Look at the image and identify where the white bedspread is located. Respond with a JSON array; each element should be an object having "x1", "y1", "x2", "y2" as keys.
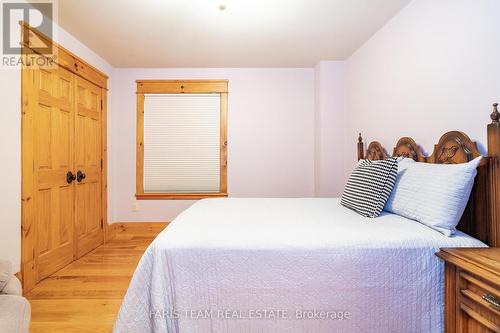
[{"x1": 113, "y1": 198, "x2": 486, "y2": 333}]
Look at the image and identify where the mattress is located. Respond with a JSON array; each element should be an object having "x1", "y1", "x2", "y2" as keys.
[{"x1": 113, "y1": 198, "x2": 486, "y2": 333}]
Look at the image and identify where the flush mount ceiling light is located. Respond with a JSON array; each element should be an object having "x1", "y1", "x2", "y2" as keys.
[{"x1": 218, "y1": 4, "x2": 226, "y2": 11}]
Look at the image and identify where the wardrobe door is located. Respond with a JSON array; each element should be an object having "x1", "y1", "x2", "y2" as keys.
[
  {"x1": 74, "y1": 76, "x2": 104, "y2": 258},
  {"x1": 32, "y1": 66, "x2": 75, "y2": 282}
]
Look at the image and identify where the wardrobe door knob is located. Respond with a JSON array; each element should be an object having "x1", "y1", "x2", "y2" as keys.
[
  {"x1": 77, "y1": 170, "x2": 86, "y2": 182},
  {"x1": 66, "y1": 171, "x2": 76, "y2": 184}
]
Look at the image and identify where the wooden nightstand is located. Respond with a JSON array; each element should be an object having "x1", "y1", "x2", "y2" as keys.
[{"x1": 436, "y1": 248, "x2": 500, "y2": 333}]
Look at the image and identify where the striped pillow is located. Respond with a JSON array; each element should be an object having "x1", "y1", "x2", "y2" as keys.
[{"x1": 341, "y1": 158, "x2": 398, "y2": 218}]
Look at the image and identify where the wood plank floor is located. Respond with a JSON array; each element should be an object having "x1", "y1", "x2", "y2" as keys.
[{"x1": 26, "y1": 226, "x2": 163, "y2": 333}]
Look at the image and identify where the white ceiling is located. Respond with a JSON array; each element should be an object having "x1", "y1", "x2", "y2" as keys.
[{"x1": 57, "y1": 0, "x2": 410, "y2": 68}]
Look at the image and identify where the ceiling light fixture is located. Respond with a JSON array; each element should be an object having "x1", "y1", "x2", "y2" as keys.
[{"x1": 218, "y1": 4, "x2": 226, "y2": 11}]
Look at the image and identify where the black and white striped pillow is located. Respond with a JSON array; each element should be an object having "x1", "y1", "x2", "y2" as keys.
[{"x1": 341, "y1": 157, "x2": 398, "y2": 218}]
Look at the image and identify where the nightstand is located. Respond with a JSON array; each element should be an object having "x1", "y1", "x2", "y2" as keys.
[{"x1": 436, "y1": 248, "x2": 500, "y2": 333}]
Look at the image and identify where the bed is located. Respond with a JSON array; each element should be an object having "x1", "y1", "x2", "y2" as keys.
[{"x1": 114, "y1": 109, "x2": 500, "y2": 333}]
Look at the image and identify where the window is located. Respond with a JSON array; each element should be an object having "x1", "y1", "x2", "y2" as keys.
[{"x1": 136, "y1": 80, "x2": 228, "y2": 199}]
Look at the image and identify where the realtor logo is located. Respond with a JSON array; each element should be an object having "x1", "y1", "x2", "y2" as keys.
[{"x1": 1, "y1": 0, "x2": 57, "y2": 68}]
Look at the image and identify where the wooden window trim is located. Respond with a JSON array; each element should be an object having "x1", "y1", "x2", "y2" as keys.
[{"x1": 136, "y1": 80, "x2": 228, "y2": 200}]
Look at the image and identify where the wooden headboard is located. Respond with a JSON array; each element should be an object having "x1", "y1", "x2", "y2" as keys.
[{"x1": 357, "y1": 104, "x2": 500, "y2": 247}]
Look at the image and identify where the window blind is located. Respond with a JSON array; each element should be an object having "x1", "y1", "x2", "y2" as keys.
[{"x1": 143, "y1": 94, "x2": 221, "y2": 193}]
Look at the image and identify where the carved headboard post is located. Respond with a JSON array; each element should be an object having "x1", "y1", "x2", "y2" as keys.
[
  {"x1": 357, "y1": 133, "x2": 364, "y2": 161},
  {"x1": 488, "y1": 103, "x2": 500, "y2": 246}
]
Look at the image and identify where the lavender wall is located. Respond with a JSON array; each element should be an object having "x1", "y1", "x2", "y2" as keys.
[
  {"x1": 314, "y1": 61, "x2": 346, "y2": 197},
  {"x1": 344, "y1": 0, "x2": 500, "y2": 179},
  {"x1": 109, "y1": 68, "x2": 316, "y2": 222}
]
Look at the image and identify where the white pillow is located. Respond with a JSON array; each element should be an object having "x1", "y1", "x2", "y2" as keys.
[
  {"x1": 396, "y1": 156, "x2": 416, "y2": 170},
  {"x1": 384, "y1": 156, "x2": 482, "y2": 236}
]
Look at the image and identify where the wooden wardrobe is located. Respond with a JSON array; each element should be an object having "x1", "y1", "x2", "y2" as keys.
[{"x1": 21, "y1": 24, "x2": 108, "y2": 292}]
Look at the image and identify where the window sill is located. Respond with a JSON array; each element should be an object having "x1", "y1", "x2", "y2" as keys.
[{"x1": 135, "y1": 192, "x2": 228, "y2": 200}]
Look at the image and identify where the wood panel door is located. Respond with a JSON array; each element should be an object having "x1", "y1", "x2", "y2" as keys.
[
  {"x1": 32, "y1": 66, "x2": 75, "y2": 282},
  {"x1": 22, "y1": 24, "x2": 108, "y2": 291},
  {"x1": 74, "y1": 76, "x2": 104, "y2": 258}
]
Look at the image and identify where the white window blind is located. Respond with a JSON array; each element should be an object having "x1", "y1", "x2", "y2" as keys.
[{"x1": 143, "y1": 94, "x2": 221, "y2": 193}]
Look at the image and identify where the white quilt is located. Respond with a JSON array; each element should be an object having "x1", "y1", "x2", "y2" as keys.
[{"x1": 113, "y1": 198, "x2": 486, "y2": 333}]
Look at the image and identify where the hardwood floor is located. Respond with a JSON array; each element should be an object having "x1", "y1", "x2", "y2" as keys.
[{"x1": 26, "y1": 224, "x2": 166, "y2": 333}]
